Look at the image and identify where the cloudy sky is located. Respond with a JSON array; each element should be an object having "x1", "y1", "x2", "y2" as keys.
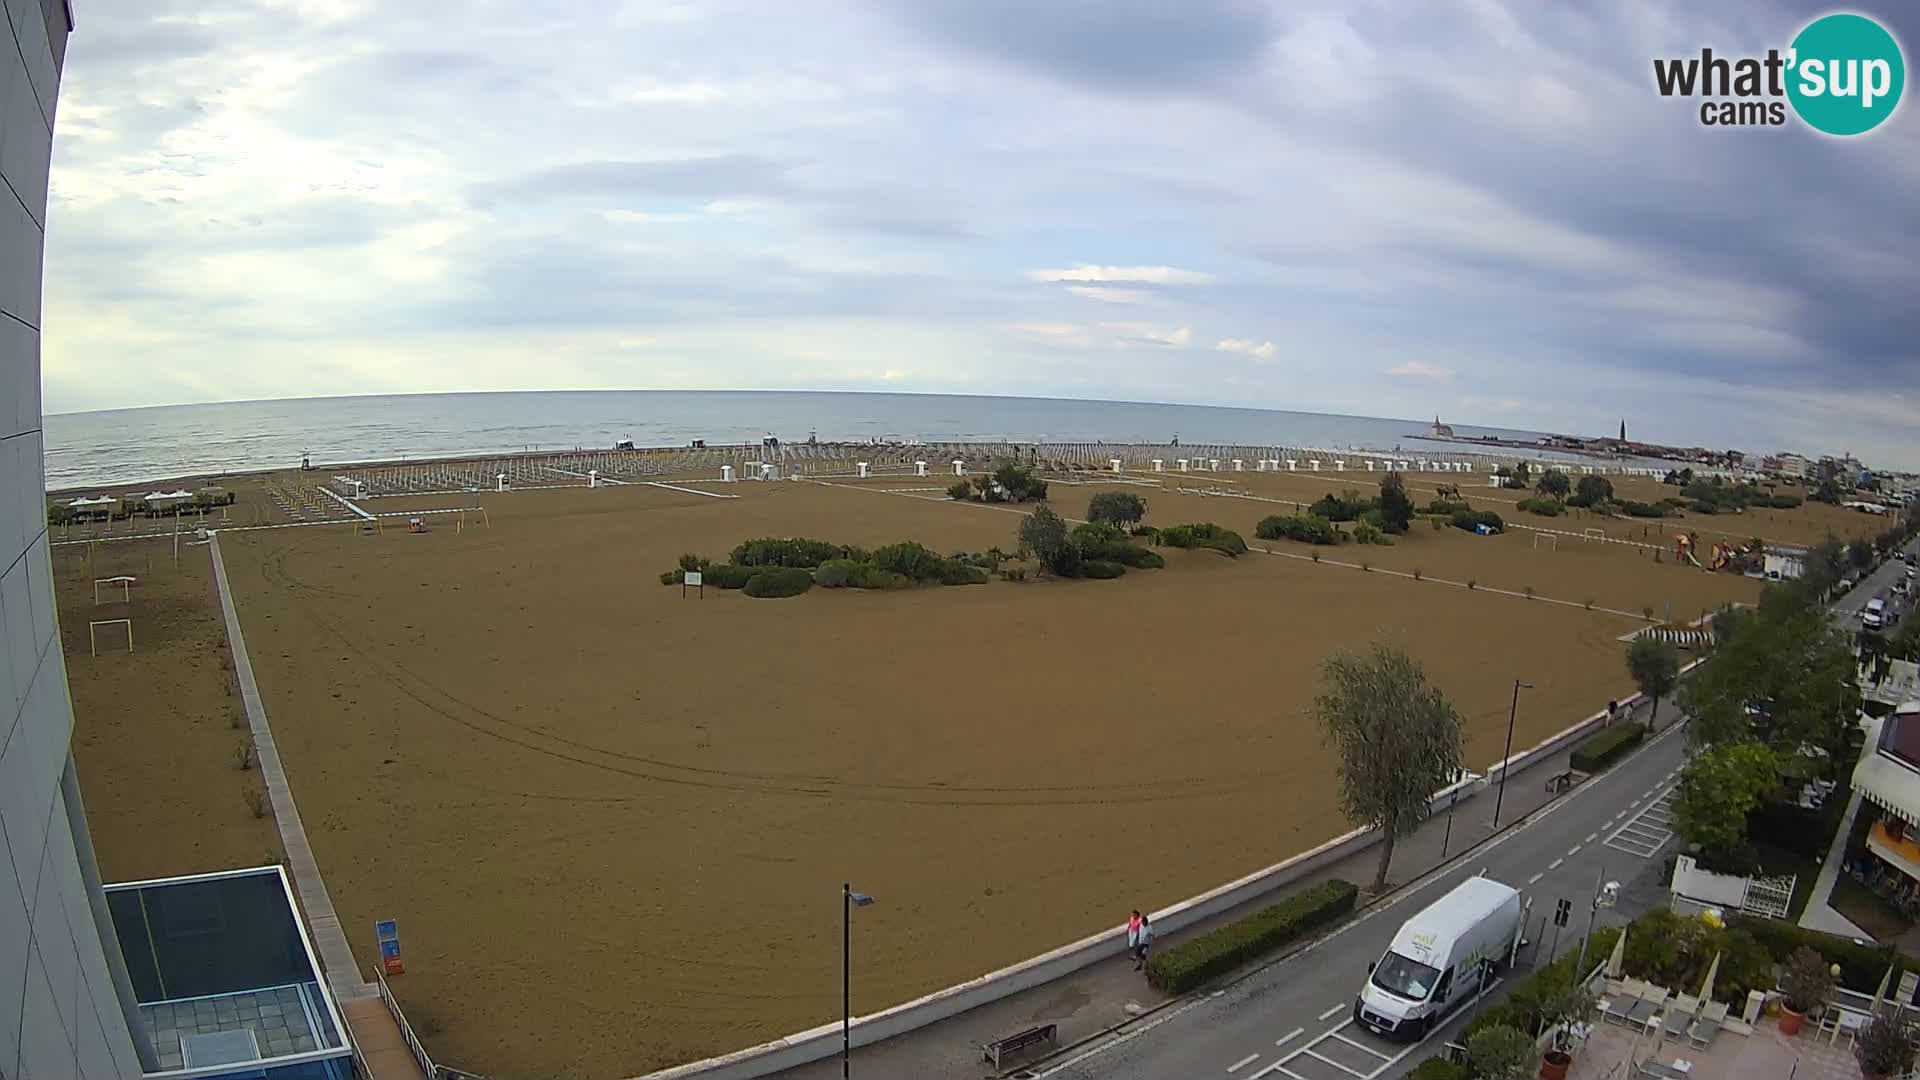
[{"x1": 43, "y1": 0, "x2": 1920, "y2": 466}]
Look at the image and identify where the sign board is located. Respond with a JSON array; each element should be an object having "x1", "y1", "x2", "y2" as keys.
[
  {"x1": 683, "y1": 570, "x2": 704, "y2": 598},
  {"x1": 376, "y1": 919, "x2": 404, "y2": 975},
  {"x1": 684, "y1": 571, "x2": 703, "y2": 587},
  {"x1": 1554, "y1": 899, "x2": 1571, "y2": 928}
]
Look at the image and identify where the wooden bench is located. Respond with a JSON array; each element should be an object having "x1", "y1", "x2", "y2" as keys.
[
  {"x1": 1545, "y1": 770, "x2": 1575, "y2": 794},
  {"x1": 983, "y1": 1023, "x2": 1058, "y2": 1069}
]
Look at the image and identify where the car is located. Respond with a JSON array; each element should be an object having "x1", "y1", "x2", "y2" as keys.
[{"x1": 1864, "y1": 596, "x2": 1887, "y2": 629}]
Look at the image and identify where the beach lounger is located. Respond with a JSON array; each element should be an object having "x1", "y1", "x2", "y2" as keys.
[
  {"x1": 1627, "y1": 988, "x2": 1670, "y2": 1032},
  {"x1": 1661, "y1": 994, "x2": 1700, "y2": 1040},
  {"x1": 1687, "y1": 1001, "x2": 1728, "y2": 1049}
]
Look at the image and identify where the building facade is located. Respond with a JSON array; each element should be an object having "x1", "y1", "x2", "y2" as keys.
[{"x1": 3, "y1": 3, "x2": 151, "y2": 1077}]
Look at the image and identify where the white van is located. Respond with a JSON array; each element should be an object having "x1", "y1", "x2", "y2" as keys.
[
  {"x1": 1864, "y1": 597, "x2": 1887, "y2": 629},
  {"x1": 1355, "y1": 876, "x2": 1525, "y2": 1041}
]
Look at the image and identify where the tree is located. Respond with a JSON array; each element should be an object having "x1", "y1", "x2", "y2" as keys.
[
  {"x1": 1681, "y1": 584, "x2": 1861, "y2": 768},
  {"x1": 1377, "y1": 472, "x2": 1414, "y2": 534},
  {"x1": 1314, "y1": 643, "x2": 1464, "y2": 892},
  {"x1": 1571, "y1": 475, "x2": 1614, "y2": 507},
  {"x1": 1849, "y1": 542, "x2": 1876, "y2": 572},
  {"x1": 1673, "y1": 741, "x2": 1778, "y2": 870},
  {"x1": 1087, "y1": 491, "x2": 1148, "y2": 531},
  {"x1": 1016, "y1": 504, "x2": 1075, "y2": 575},
  {"x1": 1626, "y1": 636, "x2": 1681, "y2": 727},
  {"x1": 1502, "y1": 462, "x2": 1533, "y2": 490},
  {"x1": 1536, "y1": 469, "x2": 1571, "y2": 500}
]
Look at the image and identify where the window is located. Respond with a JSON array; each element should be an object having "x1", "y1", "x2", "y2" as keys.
[{"x1": 1371, "y1": 952, "x2": 1442, "y2": 1001}]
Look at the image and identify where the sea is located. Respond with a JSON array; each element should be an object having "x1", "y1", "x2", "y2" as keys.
[{"x1": 40, "y1": 390, "x2": 1643, "y2": 491}]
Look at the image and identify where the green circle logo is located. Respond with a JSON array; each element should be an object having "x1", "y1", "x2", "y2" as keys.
[{"x1": 1786, "y1": 13, "x2": 1905, "y2": 136}]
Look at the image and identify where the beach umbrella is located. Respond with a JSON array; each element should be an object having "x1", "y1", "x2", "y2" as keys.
[
  {"x1": 1700, "y1": 951, "x2": 1722, "y2": 1003},
  {"x1": 1607, "y1": 924, "x2": 1628, "y2": 979},
  {"x1": 1873, "y1": 960, "x2": 1895, "y2": 1008}
]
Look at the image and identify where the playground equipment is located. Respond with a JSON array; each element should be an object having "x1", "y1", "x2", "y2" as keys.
[
  {"x1": 1708, "y1": 543, "x2": 1733, "y2": 572},
  {"x1": 1674, "y1": 533, "x2": 1705, "y2": 568}
]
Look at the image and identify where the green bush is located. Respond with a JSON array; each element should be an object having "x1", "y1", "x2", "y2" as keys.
[
  {"x1": 1570, "y1": 722, "x2": 1646, "y2": 773},
  {"x1": 1747, "y1": 796, "x2": 1846, "y2": 861},
  {"x1": 871, "y1": 541, "x2": 947, "y2": 581},
  {"x1": 1083, "y1": 559, "x2": 1126, "y2": 579},
  {"x1": 1728, "y1": 916, "x2": 1913, "y2": 993},
  {"x1": 743, "y1": 567, "x2": 814, "y2": 598},
  {"x1": 1359, "y1": 507, "x2": 1389, "y2": 532},
  {"x1": 1111, "y1": 545, "x2": 1165, "y2": 569},
  {"x1": 1146, "y1": 880, "x2": 1357, "y2": 993},
  {"x1": 1159, "y1": 523, "x2": 1249, "y2": 557},
  {"x1": 946, "y1": 480, "x2": 973, "y2": 501},
  {"x1": 1450, "y1": 509, "x2": 1506, "y2": 534},
  {"x1": 677, "y1": 552, "x2": 708, "y2": 572},
  {"x1": 1407, "y1": 1058, "x2": 1473, "y2": 1080},
  {"x1": 1518, "y1": 498, "x2": 1564, "y2": 517},
  {"x1": 1621, "y1": 500, "x2": 1672, "y2": 519},
  {"x1": 1768, "y1": 494, "x2": 1803, "y2": 509},
  {"x1": 813, "y1": 559, "x2": 859, "y2": 588},
  {"x1": 1689, "y1": 499, "x2": 1722, "y2": 515},
  {"x1": 1353, "y1": 521, "x2": 1382, "y2": 546},
  {"x1": 848, "y1": 565, "x2": 913, "y2": 590},
  {"x1": 1257, "y1": 513, "x2": 1341, "y2": 545},
  {"x1": 730, "y1": 537, "x2": 849, "y2": 568},
  {"x1": 1130, "y1": 525, "x2": 1161, "y2": 542},
  {"x1": 659, "y1": 569, "x2": 684, "y2": 585},
  {"x1": 703, "y1": 564, "x2": 758, "y2": 589},
  {"x1": 935, "y1": 560, "x2": 989, "y2": 586},
  {"x1": 1424, "y1": 499, "x2": 1469, "y2": 516}
]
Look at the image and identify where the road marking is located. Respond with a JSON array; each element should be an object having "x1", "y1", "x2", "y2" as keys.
[
  {"x1": 1319, "y1": 1003, "x2": 1346, "y2": 1020},
  {"x1": 1333, "y1": 1032, "x2": 1395, "y2": 1060},
  {"x1": 1276, "y1": 1027, "x2": 1305, "y2": 1047},
  {"x1": 1568, "y1": 845, "x2": 1582, "y2": 856},
  {"x1": 1548, "y1": 858, "x2": 1564, "y2": 870},
  {"x1": 1586, "y1": 833, "x2": 1598, "y2": 843},
  {"x1": 1629, "y1": 800, "x2": 1642, "y2": 808},
  {"x1": 1230, "y1": 1053, "x2": 1261, "y2": 1073},
  {"x1": 1605, "y1": 784, "x2": 1679, "y2": 858},
  {"x1": 1528, "y1": 872, "x2": 1543, "y2": 885},
  {"x1": 1305, "y1": 1048, "x2": 1371, "y2": 1077}
]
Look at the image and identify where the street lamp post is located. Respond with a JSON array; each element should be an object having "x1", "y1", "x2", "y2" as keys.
[
  {"x1": 843, "y1": 883, "x2": 876, "y2": 1078},
  {"x1": 1574, "y1": 868, "x2": 1620, "y2": 976},
  {"x1": 1492, "y1": 680, "x2": 1534, "y2": 831}
]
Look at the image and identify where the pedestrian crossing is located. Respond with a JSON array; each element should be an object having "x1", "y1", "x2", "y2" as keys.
[{"x1": 1603, "y1": 783, "x2": 1678, "y2": 858}]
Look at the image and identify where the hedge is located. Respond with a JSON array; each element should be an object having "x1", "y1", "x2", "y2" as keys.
[
  {"x1": 743, "y1": 567, "x2": 814, "y2": 598},
  {"x1": 730, "y1": 537, "x2": 851, "y2": 568},
  {"x1": 871, "y1": 541, "x2": 948, "y2": 581},
  {"x1": 1145, "y1": 879, "x2": 1358, "y2": 993},
  {"x1": 1570, "y1": 722, "x2": 1646, "y2": 773},
  {"x1": 936, "y1": 560, "x2": 990, "y2": 585},
  {"x1": 1407, "y1": 1058, "x2": 1473, "y2": 1080},
  {"x1": 1729, "y1": 917, "x2": 1914, "y2": 994},
  {"x1": 1158, "y1": 523, "x2": 1249, "y2": 557},
  {"x1": 1083, "y1": 560, "x2": 1126, "y2": 579},
  {"x1": 1450, "y1": 509, "x2": 1506, "y2": 534},
  {"x1": 702, "y1": 564, "x2": 759, "y2": 589},
  {"x1": 848, "y1": 565, "x2": 913, "y2": 590},
  {"x1": 659, "y1": 569, "x2": 684, "y2": 585},
  {"x1": 1518, "y1": 498, "x2": 1564, "y2": 517},
  {"x1": 1257, "y1": 513, "x2": 1342, "y2": 545},
  {"x1": 1462, "y1": 925, "x2": 1623, "y2": 1041},
  {"x1": 1113, "y1": 546, "x2": 1166, "y2": 569},
  {"x1": 1621, "y1": 500, "x2": 1672, "y2": 518}
]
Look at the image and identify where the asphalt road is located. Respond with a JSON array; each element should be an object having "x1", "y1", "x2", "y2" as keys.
[{"x1": 1037, "y1": 540, "x2": 1917, "y2": 1080}]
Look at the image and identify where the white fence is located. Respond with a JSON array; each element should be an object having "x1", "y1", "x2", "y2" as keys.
[{"x1": 1669, "y1": 855, "x2": 1796, "y2": 920}]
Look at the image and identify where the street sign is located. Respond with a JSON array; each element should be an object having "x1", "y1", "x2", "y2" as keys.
[
  {"x1": 1554, "y1": 899, "x2": 1571, "y2": 928},
  {"x1": 375, "y1": 919, "x2": 404, "y2": 976}
]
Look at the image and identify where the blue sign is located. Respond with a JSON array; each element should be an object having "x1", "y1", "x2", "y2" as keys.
[
  {"x1": 379, "y1": 939, "x2": 402, "y2": 961},
  {"x1": 375, "y1": 919, "x2": 399, "y2": 942}
]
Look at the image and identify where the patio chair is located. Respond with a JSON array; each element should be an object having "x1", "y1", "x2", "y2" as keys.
[
  {"x1": 1661, "y1": 994, "x2": 1701, "y2": 1040},
  {"x1": 1603, "y1": 995, "x2": 1639, "y2": 1026},
  {"x1": 1627, "y1": 988, "x2": 1671, "y2": 1032},
  {"x1": 1688, "y1": 1001, "x2": 1729, "y2": 1049}
]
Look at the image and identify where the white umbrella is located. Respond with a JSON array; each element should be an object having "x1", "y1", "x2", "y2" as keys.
[
  {"x1": 1607, "y1": 925, "x2": 1628, "y2": 979},
  {"x1": 1700, "y1": 950, "x2": 1722, "y2": 1003},
  {"x1": 1873, "y1": 961, "x2": 1895, "y2": 1009}
]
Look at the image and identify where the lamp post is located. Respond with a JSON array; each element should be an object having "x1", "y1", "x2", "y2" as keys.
[
  {"x1": 1492, "y1": 680, "x2": 1534, "y2": 830},
  {"x1": 843, "y1": 883, "x2": 876, "y2": 1078}
]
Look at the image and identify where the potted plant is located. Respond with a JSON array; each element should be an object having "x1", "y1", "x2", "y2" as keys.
[
  {"x1": 1536, "y1": 982, "x2": 1598, "y2": 1080},
  {"x1": 1856, "y1": 1010, "x2": 1920, "y2": 1080},
  {"x1": 1467, "y1": 1024, "x2": 1538, "y2": 1080},
  {"x1": 1778, "y1": 946, "x2": 1833, "y2": 1036}
]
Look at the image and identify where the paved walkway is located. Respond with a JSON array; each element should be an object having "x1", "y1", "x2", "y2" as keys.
[{"x1": 771, "y1": 696, "x2": 1676, "y2": 1080}]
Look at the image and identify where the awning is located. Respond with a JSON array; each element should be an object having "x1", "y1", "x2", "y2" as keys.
[{"x1": 1855, "y1": 712, "x2": 1920, "y2": 827}]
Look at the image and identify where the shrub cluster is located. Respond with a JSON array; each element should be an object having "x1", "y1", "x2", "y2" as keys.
[
  {"x1": 669, "y1": 537, "x2": 988, "y2": 593},
  {"x1": 1517, "y1": 497, "x2": 1564, "y2": 517},
  {"x1": 1145, "y1": 880, "x2": 1358, "y2": 994},
  {"x1": 1729, "y1": 916, "x2": 1915, "y2": 993},
  {"x1": 953, "y1": 463, "x2": 1050, "y2": 504},
  {"x1": 1157, "y1": 523, "x2": 1249, "y2": 557},
  {"x1": 1620, "y1": 500, "x2": 1673, "y2": 519},
  {"x1": 1569, "y1": 721, "x2": 1646, "y2": 773},
  {"x1": 1257, "y1": 513, "x2": 1344, "y2": 545},
  {"x1": 730, "y1": 537, "x2": 858, "y2": 568},
  {"x1": 1423, "y1": 498, "x2": 1469, "y2": 516},
  {"x1": 1309, "y1": 490, "x2": 1378, "y2": 522},
  {"x1": 1449, "y1": 509, "x2": 1506, "y2": 534},
  {"x1": 1459, "y1": 924, "x2": 1624, "y2": 1040}
]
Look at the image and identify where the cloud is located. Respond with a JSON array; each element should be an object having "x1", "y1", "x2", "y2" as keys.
[
  {"x1": 1388, "y1": 360, "x2": 1454, "y2": 381},
  {"x1": 37, "y1": 0, "x2": 1920, "y2": 470},
  {"x1": 1217, "y1": 338, "x2": 1276, "y2": 360},
  {"x1": 1026, "y1": 265, "x2": 1216, "y2": 285},
  {"x1": 1066, "y1": 286, "x2": 1147, "y2": 304}
]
